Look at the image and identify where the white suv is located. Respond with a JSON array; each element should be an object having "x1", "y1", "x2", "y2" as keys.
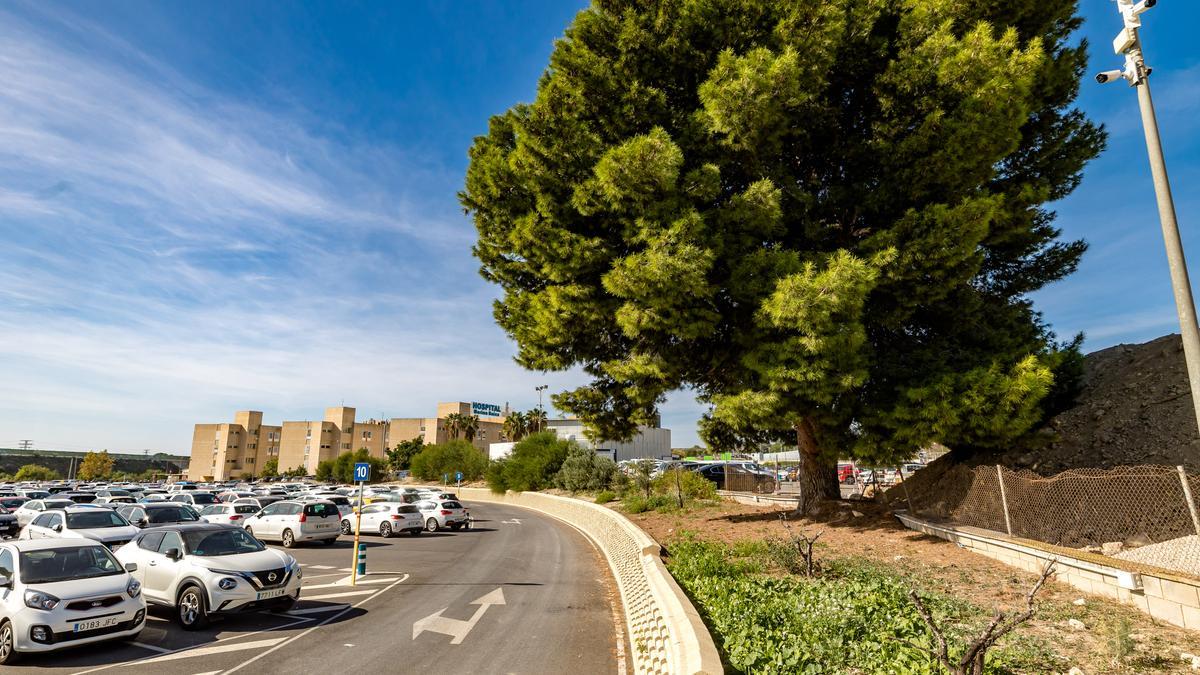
[
  {"x1": 413, "y1": 500, "x2": 470, "y2": 532},
  {"x1": 114, "y1": 524, "x2": 301, "y2": 629},
  {"x1": 342, "y1": 503, "x2": 424, "y2": 537},
  {"x1": 21, "y1": 507, "x2": 140, "y2": 550},
  {"x1": 0, "y1": 539, "x2": 146, "y2": 664},
  {"x1": 241, "y1": 501, "x2": 340, "y2": 548}
]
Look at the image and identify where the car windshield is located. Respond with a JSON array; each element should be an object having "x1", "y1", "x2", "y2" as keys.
[
  {"x1": 198, "y1": 505, "x2": 226, "y2": 516},
  {"x1": 20, "y1": 545, "x2": 123, "y2": 583},
  {"x1": 148, "y1": 506, "x2": 199, "y2": 523},
  {"x1": 65, "y1": 511, "x2": 129, "y2": 529},
  {"x1": 183, "y1": 528, "x2": 265, "y2": 556},
  {"x1": 303, "y1": 503, "x2": 338, "y2": 518}
]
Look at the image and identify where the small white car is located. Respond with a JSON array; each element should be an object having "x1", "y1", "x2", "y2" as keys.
[
  {"x1": 21, "y1": 507, "x2": 140, "y2": 550},
  {"x1": 241, "y1": 501, "x2": 340, "y2": 548},
  {"x1": 0, "y1": 539, "x2": 146, "y2": 664},
  {"x1": 168, "y1": 492, "x2": 221, "y2": 508},
  {"x1": 114, "y1": 524, "x2": 301, "y2": 629},
  {"x1": 413, "y1": 500, "x2": 470, "y2": 532},
  {"x1": 342, "y1": 503, "x2": 423, "y2": 537},
  {"x1": 197, "y1": 503, "x2": 259, "y2": 526},
  {"x1": 13, "y1": 499, "x2": 76, "y2": 529}
]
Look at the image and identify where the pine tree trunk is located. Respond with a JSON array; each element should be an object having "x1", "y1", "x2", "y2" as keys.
[{"x1": 794, "y1": 418, "x2": 840, "y2": 515}]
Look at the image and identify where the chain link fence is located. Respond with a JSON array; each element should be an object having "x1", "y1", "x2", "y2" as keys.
[{"x1": 907, "y1": 464, "x2": 1200, "y2": 548}]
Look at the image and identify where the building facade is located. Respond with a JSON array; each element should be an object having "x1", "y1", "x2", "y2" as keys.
[
  {"x1": 388, "y1": 401, "x2": 506, "y2": 453},
  {"x1": 187, "y1": 411, "x2": 280, "y2": 481}
]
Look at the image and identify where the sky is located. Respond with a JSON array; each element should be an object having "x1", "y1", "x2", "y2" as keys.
[{"x1": 0, "y1": 1, "x2": 1197, "y2": 455}]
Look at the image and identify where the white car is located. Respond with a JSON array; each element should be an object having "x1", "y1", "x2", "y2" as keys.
[
  {"x1": 342, "y1": 503, "x2": 423, "y2": 537},
  {"x1": 13, "y1": 499, "x2": 76, "y2": 529},
  {"x1": 0, "y1": 539, "x2": 146, "y2": 664},
  {"x1": 197, "y1": 503, "x2": 259, "y2": 526},
  {"x1": 21, "y1": 507, "x2": 140, "y2": 550},
  {"x1": 299, "y1": 494, "x2": 353, "y2": 520},
  {"x1": 114, "y1": 524, "x2": 301, "y2": 629},
  {"x1": 413, "y1": 500, "x2": 470, "y2": 532},
  {"x1": 168, "y1": 492, "x2": 221, "y2": 508},
  {"x1": 241, "y1": 501, "x2": 340, "y2": 548}
]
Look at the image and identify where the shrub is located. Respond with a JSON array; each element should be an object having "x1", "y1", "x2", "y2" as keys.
[
  {"x1": 555, "y1": 445, "x2": 619, "y2": 492},
  {"x1": 652, "y1": 468, "x2": 718, "y2": 502},
  {"x1": 594, "y1": 490, "x2": 617, "y2": 504},
  {"x1": 487, "y1": 432, "x2": 572, "y2": 493},
  {"x1": 410, "y1": 440, "x2": 489, "y2": 482},
  {"x1": 623, "y1": 493, "x2": 674, "y2": 514},
  {"x1": 14, "y1": 464, "x2": 58, "y2": 481}
]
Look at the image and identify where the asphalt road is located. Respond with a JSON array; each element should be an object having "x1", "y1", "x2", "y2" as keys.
[{"x1": 6, "y1": 502, "x2": 626, "y2": 675}]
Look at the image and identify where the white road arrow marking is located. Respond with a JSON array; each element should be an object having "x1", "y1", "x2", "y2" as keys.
[
  {"x1": 501, "y1": 518, "x2": 522, "y2": 525},
  {"x1": 412, "y1": 588, "x2": 506, "y2": 644}
]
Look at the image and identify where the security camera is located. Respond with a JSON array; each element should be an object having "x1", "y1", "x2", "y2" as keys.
[
  {"x1": 1096, "y1": 70, "x2": 1125, "y2": 84},
  {"x1": 1132, "y1": 0, "x2": 1156, "y2": 14}
]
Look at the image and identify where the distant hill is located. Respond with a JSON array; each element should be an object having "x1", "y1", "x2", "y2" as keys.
[{"x1": 0, "y1": 448, "x2": 187, "y2": 477}]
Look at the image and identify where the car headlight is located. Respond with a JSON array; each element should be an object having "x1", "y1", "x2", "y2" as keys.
[
  {"x1": 218, "y1": 577, "x2": 238, "y2": 590},
  {"x1": 24, "y1": 589, "x2": 60, "y2": 610},
  {"x1": 126, "y1": 577, "x2": 142, "y2": 598}
]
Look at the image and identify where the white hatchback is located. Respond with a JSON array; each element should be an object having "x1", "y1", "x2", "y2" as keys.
[
  {"x1": 0, "y1": 539, "x2": 146, "y2": 664},
  {"x1": 413, "y1": 500, "x2": 470, "y2": 532},
  {"x1": 197, "y1": 503, "x2": 260, "y2": 526},
  {"x1": 21, "y1": 507, "x2": 140, "y2": 551},
  {"x1": 342, "y1": 503, "x2": 424, "y2": 537},
  {"x1": 241, "y1": 501, "x2": 340, "y2": 548}
]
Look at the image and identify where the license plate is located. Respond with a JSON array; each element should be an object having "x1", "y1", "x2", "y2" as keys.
[
  {"x1": 74, "y1": 616, "x2": 119, "y2": 632},
  {"x1": 312, "y1": 523, "x2": 330, "y2": 529},
  {"x1": 257, "y1": 588, "x2": 286, "y2": 600}
]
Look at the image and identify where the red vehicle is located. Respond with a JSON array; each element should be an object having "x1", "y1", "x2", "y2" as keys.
[{"x1": 837, "y1": 464, "x2": 856, "y2": 484}]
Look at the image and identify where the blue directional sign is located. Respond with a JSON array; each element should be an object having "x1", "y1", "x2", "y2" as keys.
[
  {"x1": 455, "y1": 471, "x2": 463, "y2": 483},
  {"x1": 354, "y1": 462, "x2": 371, "y2": 482}
]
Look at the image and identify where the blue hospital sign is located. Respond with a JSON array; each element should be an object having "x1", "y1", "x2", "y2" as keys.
[{"x1": 471, "y1": 402, "x2": 502, "y2": 417}]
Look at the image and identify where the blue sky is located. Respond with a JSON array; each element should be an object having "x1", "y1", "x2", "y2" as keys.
[{"x1": 0, "y1": 1, "x2": 1197, "y2": 454}]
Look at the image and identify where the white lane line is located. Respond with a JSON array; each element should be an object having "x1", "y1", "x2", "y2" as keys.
[
  {"x1": 278, "y1": 603, "x2": 350, "y2": 616},
  {"x1": 357, "y1": 576, "x2": 403, "y2": 584},
  {"x1": 301, "y1": 589, "x2": 376, "y2": 600},
  {"x1": 193, "y1": 671, "x2": 222, "y2": 675},
  {"x1": 137, "y1": 637, "x2": 288, "y2": 664},
  {"x1": 304, "y1": 575, "x2": 402, "y2": 590},
  {"x1": 221, "y1": 574, "x2": 410, "y2": 675},
  {"x1": 308, "y1": 564, "x2": 335, "y2": 569},
  {"x1": 129, "y1": 641, "x2": 171, "y2": 654}
]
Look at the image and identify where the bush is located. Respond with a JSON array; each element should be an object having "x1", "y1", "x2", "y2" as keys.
[
  {"x1": 594, "y1": 490, "x2": 616, "y2": 504},
  {"x1": 555, "y1": 445, "x2": 619, "y2": 492},
  {"x1": 14, "y1": 464, "x2": 58, "y2": 481},
  {"x1": 652, "y1": 468, "x2": 718, "y2": 502},
  {"x1": 410, "y1": 440, "x2": 489, "y2": 482},
  {"x1": 487, "y1": 432, "x2": 572, "y2": 493},
  {"x1": 623, "y1": 493, "x2": 674, "y2": 514}
]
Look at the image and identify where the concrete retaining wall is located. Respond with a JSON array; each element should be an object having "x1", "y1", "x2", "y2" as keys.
[
  {"x1": 896, "y1": 511, "x2": 1200, "y2": 631},
  {"x1": 458, "y1": 487, "x2": 722, "y2": 675}
]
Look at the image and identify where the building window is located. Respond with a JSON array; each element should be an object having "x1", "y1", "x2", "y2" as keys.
[
  {"x1": 306, "y1": 430, "x2": 311, "y2": 439},
  {"x1": 362, "y1": 430, "x2": 372, "y2": 440},
  {"x1": 304, "y1": 445, "x2": 310, "y2": 453},
  {"x1": 342, "y1": 443, "x2": 350, "y2": 450}
]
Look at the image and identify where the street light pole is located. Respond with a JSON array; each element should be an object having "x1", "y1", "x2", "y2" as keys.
[{"x1": 1099, "y1": 0, "x2": 1200, "y2": 434}]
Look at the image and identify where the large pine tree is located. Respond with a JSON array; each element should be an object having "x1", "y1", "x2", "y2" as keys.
[{"x1": 462, "y1": 0, "x2": 1104, "y2": 510}]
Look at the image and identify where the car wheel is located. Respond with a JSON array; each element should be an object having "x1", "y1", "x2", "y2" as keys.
[
  {"x1": 340, "y1": 520, "x2": 352, "y2": 535},
  {"x1": 0, "y1": 619, "x2": 18, "y2": 665},
  {"x1": 425, "y1": 518, "x2": 439, "y2": 532},
  {"x1": 177, "y1": 585, "x2": 210, "y2": 630},
  {"x1": 379, "y1": 522, "x2": 393, "y2": 538},
  {"x1": 449, "y1": 523, "x2": 462, "y2": 531},
  {"x1": 281, "y1": 529, "x2": 296, "y2": 548}
]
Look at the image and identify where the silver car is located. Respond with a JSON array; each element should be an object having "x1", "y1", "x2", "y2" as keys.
[
  {"x1": 342, "y1": 503, "x2": 423, "y2": 537},
  {"x1": 413, "y1": 500, "x2": 469, "y2": 532}
]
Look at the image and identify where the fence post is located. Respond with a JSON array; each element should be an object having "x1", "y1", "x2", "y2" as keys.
[
  {"x1": 1177, "y1": 465, "x2": 1200, "y2": 536},
  {"x1": 897, "y1": 465, "x2": 916, "y2": 514},
  {"x1": 996, "y1": 465, "x2": 1013, "y2": 536}
]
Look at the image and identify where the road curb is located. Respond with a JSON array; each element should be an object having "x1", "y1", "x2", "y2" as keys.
[{"x1": 459, "y1": 487, "x2": 723, "y2": 675}]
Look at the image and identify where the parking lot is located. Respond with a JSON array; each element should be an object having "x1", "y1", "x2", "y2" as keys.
[{"x1": 4, "y1": 501, "x2": 625, "y2": 675}]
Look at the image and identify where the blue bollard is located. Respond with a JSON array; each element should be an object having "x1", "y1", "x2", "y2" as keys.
[{"x1": 356, "y1": 542, "x2": 367, "y2": 576}]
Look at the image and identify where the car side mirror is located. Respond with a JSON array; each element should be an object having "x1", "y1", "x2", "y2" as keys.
[
  {"x1": 0, "y1": 575, "x2": 11, "y2": 589},
  {"x1": 52, "y1": 524, "x2": 62, "y2": 532},
  {"x1": 164, "y1": 548, "x2": 181, "y2": 561},
  {"x1": 124, "y1": 562, "x2": 138, "y2": 572},
  {"x1": 136, "y1": 518, "x2": 148, "y2": 527}
]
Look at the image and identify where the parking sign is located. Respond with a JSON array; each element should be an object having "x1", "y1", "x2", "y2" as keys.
[
  {"x1": 354, "y1": 462, "x2": 371, "y2": 482},
  {"x1": 455, "y1": 471, "x2": 463, "y2": 482}
]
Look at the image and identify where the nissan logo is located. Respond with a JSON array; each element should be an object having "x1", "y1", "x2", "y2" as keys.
[
  {"x1": 91, "y1": 601, "x2": 102, "y2": 607},
  {"x1": 267, "y1": 572, "x2": 278, "y2": 582}
]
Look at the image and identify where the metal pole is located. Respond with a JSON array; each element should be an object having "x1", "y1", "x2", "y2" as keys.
[
  {"x1": 350, "y1": 480, "x2": 364, "y2": 586},
  {"x1": 897, "y1": 465, "x2": 915, "y2": 514},
  {"x1": 1178, "y1": 465, "x2": 1200, "y2": 536},
  {"x1": 1128, "y1": 39, "x2": 1200, "y2": 435},
  {"x1": 996, "y1": 465, "x2": 1013, "y2": 536}
]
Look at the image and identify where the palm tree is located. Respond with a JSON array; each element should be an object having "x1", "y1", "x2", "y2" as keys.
[
  {"x1": 462, "y1": 414, "x2": 480, "y2": 442},
  {"x1": 503, "y1": 411, "x2": 528, "y2": 442},
  {"x1": 444, "y1": 413, "x2": 464, "y2": 440},
  {"x1": 527, "y1": 407, "x2": 548, "y2": 434}
]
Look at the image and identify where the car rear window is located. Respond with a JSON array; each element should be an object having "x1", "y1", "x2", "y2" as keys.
[
  {"x1": 233, "y1": 504, "x2": 259, "y2": 514},
  {"x1": 66, "y1": 511, "x2": 128, "y2": 529},
  {"x1": 441, "y1": 501, "x2": 463, "y2": 509},
  {"x1": 149, "y1": 506, "x2": 199, "y2": 523},
  {"x1": 191, "y1": 493, "x2": 219, "y2": 505},
  {"x1": 303, "y1": 503, "x2": 338, "y2": 518},
  {"x1": 397, "y1": 505, "x2": 419, "y2": 514},
  {"x1": 324, "y1": 497, "x2": 350, "y2": 506}
]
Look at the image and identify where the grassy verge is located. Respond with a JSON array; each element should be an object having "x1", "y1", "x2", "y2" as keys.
[{"x1": 665, "y1": 535, "x2": 1058, "y2": 674}]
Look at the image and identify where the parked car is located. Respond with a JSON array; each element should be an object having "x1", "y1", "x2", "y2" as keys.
[
  {"x1": 20, "y1": 507, "x2": 139, "y2": 550},
  {"x1": 412, "y1": 500, "x2": 469, "y2": 532},
  {"x1": 197, "y1": 503, "x2": 258, "y2": 526},
  {"x1": 95, "y1": 496, "x2": 138, "y2": 507},
  {"x1": 0, "y1": 539, "x2": 146, "y2": 664},
  {"x1": 342, "y1": 503, "x2": 423, "y2": 537},
  {"x1": 0, "y1": 506, "x2": 17, "y2": 540},
  {"x1": 217, "y1": 491, "x2": 256, "y2": 503},
  {"x1": 16, "y1": 490, "x2": 49, "y2": 500},
  {"x1": 168, "y1": 492, "x2": 220, "y2": 508},
  {"x1": 114, "y1": 524, "x2": 301, "y2": 629},
  {"x1": 60, "y1": 492, "x2": 98, "y2": 504},
  {"x1": 13, "y1": 499, "x2": 78, "y2": 528},
  {"x1": 115, "y1": 503, "x2": 203, "y2": 529},
  {"x1": 232, "y1": 496, "x2": 284, "y2": 511},
  {"x1": 0, "y1": 497, "x2": 28, "y2": 512},
  {"x1": 241, "y1": 501, "x2": 339, "y2": 548},
  {"x1": 299, "y1": 494, "x2": 353, "y2": 520},
  {"x1": 691, "y1": 463, "x2": 776, "y2": 493}
]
